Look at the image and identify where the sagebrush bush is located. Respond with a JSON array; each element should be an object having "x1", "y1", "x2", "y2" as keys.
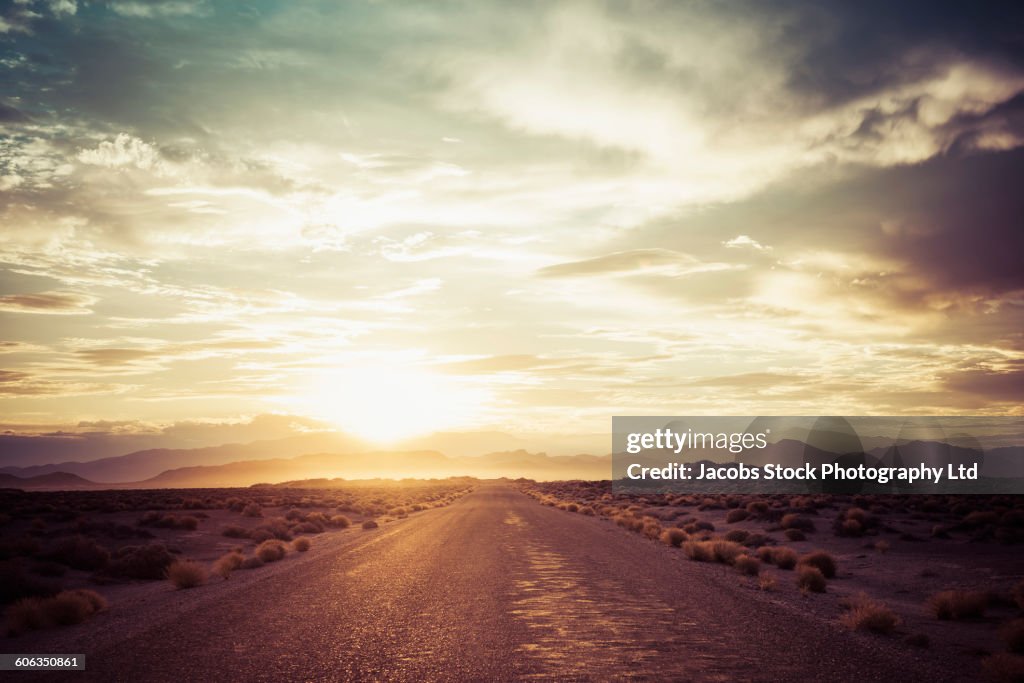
[
  {"x1": 361, "y1": 519, "x2": 379, "y2": 530},
  {"x1": 781, "y1": 514, "x2": 815, "y2": 532},
  {"x1": 256, "y1": 540, "x2": 287, "y2": 562},
  {"x1": 660, "y1": 528, "x2": 687, "y2": 548},
  {"x1": 46, "y1": 536, "x2": 110, "y2": 571},
  {"x1": 213, "y1": 552, "x2": 244, "y2": 579},
  {"x1": 242, "y1": 503, "x2": 262, "y2": 518},
  {"x1": 5, "y1": 589, "x2": 107, "y2": 635},
  {"x1": 221, "y1": 525, "x2": 248, "y2": 539},
  {"x1": 797, "y1": 565, "x2": 827, "y2": 593},
  {"x1": 166, "y1": 560, "x2": 208, "y2": 589},
  {"x1": 240, "y1": 555, "x2": 264, "y2": 570},
  {"x1": 840, "y1": 593, "x2": 900, "y2": 634},
  {"x1": 107, "y1": 544, "x2": 174, "y2": 580},
  {"x1": 683, "y1": 540, "x2": 714, "y2": 562},
  {"x1": 725, "y1": 509, "x2": 750, "y2": 523},
  {"x1": 928, "y1": 590, "x2": 988, "y2": 620},
  {"x1": 724, "y1": 529, "x2": 749, "y2": 544},
  {"x1": 798, "y1": 550, "x2": 837, "y2": 578},
  {"x1": 772, "y1": 547, "x2": 798, "y2": 570},
  {"x1": 293, "y1": 537, "x2": 312, "y2": 552},
  {"x1": 734, "y1": 554, "x2": 760, "y2": 576},
  {"x1": 330, "y1": 515, "x2": 352, "y2": 528}
]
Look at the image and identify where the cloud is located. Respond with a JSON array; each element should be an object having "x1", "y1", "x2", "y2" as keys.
[
  {"x1": 108, "y1": 1, "x2": 204, "y2": 18},
  {"x1": 0, "y1": 290, "x2": 96, "y2": 315},
  {"x1": 942, "y1": 362, "x2": 1024, "y2": 402},
  {"x1": 77, "y1": 133, "x2": 163, "y2": 171},
  {"x1": 723, "y1": 235, "x2": 770, "y2": 251},
  {"x1": 538, "y1": 249, "x2": 735, "y2": 279}
]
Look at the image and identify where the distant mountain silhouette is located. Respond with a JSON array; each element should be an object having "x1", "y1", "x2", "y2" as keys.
[
  {"x1": 0, "y1": 471, "x2": 98, "y2": 490},
  {"x1": 0, "y1": 433, "x2": 369, "y2": 483},
  {"x1": 132, "y1": 450, "x2": 611, "y2": 488}
]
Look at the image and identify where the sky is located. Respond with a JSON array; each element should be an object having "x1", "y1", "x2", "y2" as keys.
[{"x1": 1, "y1": 0, "x2": 1023, "y2": 452}]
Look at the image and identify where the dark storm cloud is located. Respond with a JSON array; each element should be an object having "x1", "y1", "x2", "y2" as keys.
[{"x1": 765, "y1": 0, "x2": 1024, "y2": 106}]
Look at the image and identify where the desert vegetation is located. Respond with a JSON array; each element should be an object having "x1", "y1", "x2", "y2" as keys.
[{"x1": 0, "y1": 479, "x2": 474, "y2": 635}]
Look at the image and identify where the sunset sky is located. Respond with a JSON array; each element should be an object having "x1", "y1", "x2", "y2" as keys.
[{"x1": 2, "y1": 1, "x2": 1023, "y2": 450}]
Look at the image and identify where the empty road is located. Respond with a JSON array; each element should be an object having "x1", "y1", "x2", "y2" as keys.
[{"x1": 24, "y1": 483, "x2": 958, "y2": 682}]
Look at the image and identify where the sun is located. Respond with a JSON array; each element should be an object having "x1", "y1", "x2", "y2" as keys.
[{"x1": 293, "y1": 365, "x2": 488, "y2": 444}]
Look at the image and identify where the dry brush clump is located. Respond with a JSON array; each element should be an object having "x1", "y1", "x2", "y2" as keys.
[
  {"x1": 928, "y1": 590, "x2": 988, "y2": 620},
  {"x1": 256, "y1": 540, "x2": 288, "y2": 562},
  {"x1": 213, "y1": 552, "x2": 245, "y2": 579},
  {"x1": 798, "y1": 551, "x2": 837, "y2": 579},
  {"x1": 840, "y1": 593, "x2": 900, "y2": 634},
  {"x1": 6, "y1": 589, "x2": 107, "y2": 635},
  {"x1": 293, "y1": 537, "x2": 312, "y2": 552},
  {"x1": 734, "y1": 554, "x2": 761, "y2": 576},
  {"x1": 796, "y1": 565, "x2": 827, "y2": 593},
  {"x1": 660, "y1": 528, "x2": 687, "y2": 548},
  {"x1": 166, "y1": 559, "x2": 208, "y2": 589}
]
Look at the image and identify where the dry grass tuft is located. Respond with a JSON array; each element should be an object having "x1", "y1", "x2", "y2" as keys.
[
  {"x1": 771, "y1": 547, "x2": 798, "y2": 570},
  {"x1": 167, "y1": 559, "x2": 208, "y2": 589},
  {"x1": 798, "y1": 550, "x2": 837, "y2": 579},
  {"x1": 660, "y1": 528, "x2": 687, "y2": 548},
  {"x1": 256, "y1": 540, "x2": 287, "y2": 563},
  {"x1": 928, "y1": 590, "x2": 988, "y2": 620},
  {"x1": 758, "y1": 574, "x2": 777, "y2": 592},
  {"x1": 797, "y1": 565, "x2": 827, "y2": 593},
  {"x1": 6, "y1": 589, "x2": 107, "y2": 635},
  {"x1": 293, "y1": 537, "x2": 312, "y2": 552},
  {"x1": 840, "y1": 593, "x2": 900, "y2": 634},
  {"x1": 361, "y1": 519, "x2": 379, "y2": 530},
  {"x1": 683, "y1": 540, "x2": 714, "y2": 562},
  {"x1": 213, "y1": 552, "x2": 244, "y2": 579},
  {"x1": 734, "y1": 554, "x2": 761, "y2": 576}
]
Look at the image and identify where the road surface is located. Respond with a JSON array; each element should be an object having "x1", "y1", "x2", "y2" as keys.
[{"x1": 25, "y1": 483, "x2": 958, "y2": 682}]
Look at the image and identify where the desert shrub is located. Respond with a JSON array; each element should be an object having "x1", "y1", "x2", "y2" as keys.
[
  {"x1": 840, "y1": 593, "x2": 900, "y2": 634},
  {"x1": 579, "y1": 506, "x2": 595, "y2": 516},
  {"x1": 771, "y1": 547, "x2": 798, "y2": 570},
  {"x1": 293, "y1": 521, "x2": 323, "y2": 534},
  {"x1": 166, "y1": 560, "x2": 207, "y2": 589},
  {"x1": 725, "y1": 509, "x2": 750, "y2": 523},
  {"x1": 566, "y1": 503, "x2": 579, "y2": 513},
  {"x1": 724, "y1": 529, "x2": 749, "y2": 544},
  {"x1": 797, "y1": 565, "x2": 827, "y2": 593},
  {"x1": 734, "y1": 554, "x2": 761, "y2": 576},
  {"x1": 240, "y1": 555, "x2": 264, "y2": 570},
  {"x1": 285, "y1": 508, "x2": 304, "y2": 520},
  {"x1": 46, "y1": 536, "x2": 110, "y2": 571},
  {"x1": 293, "y1": 537, "x2": 312, "y2": 552},
  {"x1": 5, "y1": 589, "x2": 106, "y2": 635},
  {"x1": 928, "y1": 590, "x2": 988, "y2": 620},
  {"x1": 222, "y1": 525, "x2": 248, "y2": 539},
  {"x1": 746, "y1": 501, "x2": 769, "y2": 516},
  {"x1": 758, "y1": 574, "x2": 776, "y2": 591},
  {"x1": 744, "y1": 533, "x2": 770, "y2": 548},
  {"x1": 256, "y1": 540, "x2": 287, "y2": 563},
  {"x1": 756, "y1": 546, "x2": 774, "y2": 563},
  {"x1": 784, "y1": 528, "x2": 806, "y2": 542},
  {"x1": 642, "y1": 520, "x2": 663, "y2": 540},
  {"x1": 330, "y1": 515, "x2": 352, "y2": 528},
  {"x1": 983, "y1": 653, "x2": 1024, "y2": 683},
  {"x1": 711, "y1": 540, "x2": 745, "y2": 565},
  {"x1": 660, "y1": 528, "x2": 687, "y2": 548},
  {"x1": 107, "y1": 544, "x2": 175, "y2": 580},
  {"x1": 874, "y1": 540, "x2": 891, "y2": 554},
  {"x1": 963, "y1": 510, "x2": 998, "y2": 528},
  {"x1": 362, "y1": 519, "x2": 379, "y2": 530},
  {"x1": 1001, "y1": 619, "x2": 1024, "y2": 654},
  {"x1": 213, "y1": 552, "x2": 244, "y2": 579},
  {"x1": 683, "y1": 541, "x2": 714, "y2": 562},
  {"x1": 179, "y1": 516, "x2": 199, "y2": 531},
  {"x1": 798, "y1": 551, "x2": 837, "y2": 579},
  {"x1": 252, "y1": 519, "x2": 292, "y2": 541},
  {"x1": 781, "y1": 514, "x2": 815, "y2": 532},
  {"x1": 242, "y1": 503, "x2": 262, "y2": 518}
]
